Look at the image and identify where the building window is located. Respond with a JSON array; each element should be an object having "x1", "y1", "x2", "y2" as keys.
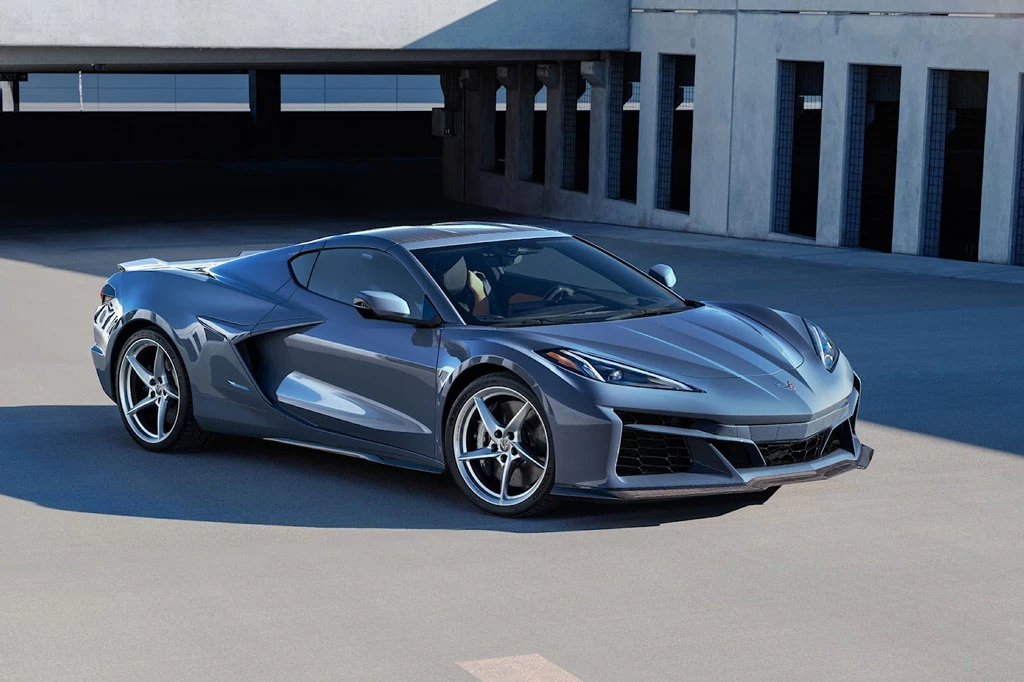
[
  {"x1": 922, "y1": 70, "x2": 989, "y2": 261},
  {"x1": 531, "y1": 79, "x2": 547, "y2": 184},
  {"x1": 656, "y1": 55, "x2": 695, "y2": 213},
  {"x1": 561, "y1": 63, "x2": 591, "y2": 193},
  {"x1": 607, "y1": 53, "x2": 642, "y2": 203},
  {"x1": 772, "y1": 61, "x2": 824, "y2": 238},
  {"x1": 843, "y1": 65, "x2": 902, "y2": 252},
  {"x1": 18, "y1": 73, "x2": 250, "y2": 112},
  {"x1": 280, "y1": 74, "x2": 443, "y2": 112}
]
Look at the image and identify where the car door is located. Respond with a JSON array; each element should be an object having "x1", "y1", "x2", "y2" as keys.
[{"x1": 275, "y1": 247, "x2": 442, "y2": 460}]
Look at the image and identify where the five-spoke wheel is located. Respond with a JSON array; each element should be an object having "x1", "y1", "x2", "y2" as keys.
[
  {"x1": 446, "y1": 374, "x2": 556, "y2": 516},
  {"x1": 115, "y1": 328, "x2": 214, "y2": 452}
]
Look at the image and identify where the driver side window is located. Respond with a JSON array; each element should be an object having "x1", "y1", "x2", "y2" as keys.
[{"x1": 306, "y1": 248, "x2": 436, "y2": 321}]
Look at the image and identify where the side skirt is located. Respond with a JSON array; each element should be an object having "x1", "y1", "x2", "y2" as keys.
[{"x1": 264, "y1": 438, "x2": 445, "y2": 474}]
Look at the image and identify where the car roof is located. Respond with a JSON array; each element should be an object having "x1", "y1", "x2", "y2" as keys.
[{"x1": 320, "y1": 222, "x2": 567, "y2": 251}]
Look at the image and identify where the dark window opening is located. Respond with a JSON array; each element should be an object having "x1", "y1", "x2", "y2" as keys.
[
  {"x1": 531, "y1": 80, "x2": 547, "y2": 184},
  {"x1": 844, "y1": 65, "x2": 901, "y2": 252},
  {"x1": 773, "y1": 61, "x2": 824, "y2": 238},
  {"x1": 607, "y1": 53, "x2": 642, "y2": 203},
  {"x1": 923, "y1": 70, "x2": 988, "y2": 262},
  {"x1": 561, "y1": 63, "x2": 591, "y2": 193},
  {"x1": 656, "y1": 55, "x2": 695, "y2": 213},
  {"x1": 494, "y1": 80, "x2": 507, "y2": 175}
]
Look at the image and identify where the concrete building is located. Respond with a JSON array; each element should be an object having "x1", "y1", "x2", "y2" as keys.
[{"x1": 1, "y1": 1, "x2": 1022, "y2": 265}]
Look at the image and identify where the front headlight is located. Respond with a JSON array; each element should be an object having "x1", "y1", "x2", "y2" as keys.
[
  {"x1": 541, "y1": 349, "x2": 702, "y2": 392},
  {"x1": 805, "y1": 320, "x2": 839, "y2": 372}
]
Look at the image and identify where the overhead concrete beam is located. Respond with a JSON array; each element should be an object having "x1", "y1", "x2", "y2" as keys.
[{"x1": 0, "y1": 0, "x2": 629, "y2": 52}]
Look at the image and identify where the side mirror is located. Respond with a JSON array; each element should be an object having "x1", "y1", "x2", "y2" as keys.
[
  {"x1": 353, "y1": 290, "x2": 411, "y2": 321},
  {"x1": 648, "y1": 264, "x2": 677, "y2": 289}
]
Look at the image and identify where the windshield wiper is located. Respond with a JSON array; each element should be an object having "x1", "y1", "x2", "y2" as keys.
[{"x1": 603, "y1": 305, "x2": 686, "y2": 322}]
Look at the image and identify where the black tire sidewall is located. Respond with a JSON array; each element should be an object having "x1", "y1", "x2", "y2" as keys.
[
  {"x1": 444, "y1": 373, "x2": 556, "y2": 516},
  {"x1": 114, "y1": 328, "x2": 194, "y2": 452}
]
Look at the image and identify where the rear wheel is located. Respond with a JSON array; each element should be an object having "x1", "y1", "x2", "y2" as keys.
[
  {"x1": 445, "y1": 374, "x2": 557, "y2": 516},
  {"x1": 115, "y1": 328, "x2": 214, "y2": 452}
]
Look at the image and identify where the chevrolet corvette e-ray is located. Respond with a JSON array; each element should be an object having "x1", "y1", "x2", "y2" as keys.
[{"x1": 92, "y1": 223, "x2": 873, "y2": 516}]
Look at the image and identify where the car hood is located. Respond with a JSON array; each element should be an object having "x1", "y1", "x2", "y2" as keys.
[{"x1": 523, "y1": 304, "x2": 808, "y2": 381}]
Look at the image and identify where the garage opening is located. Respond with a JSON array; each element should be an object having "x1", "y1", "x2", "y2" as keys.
[
  {"x1": 922, "y1": 70, "x2": 989, "y2": 261},
  {"x1": 773, "y1": 61, "x2": 824, "y2": 238},
  {"x1": 655, "y1": 54, "x2": 695, "y2": 213},
  {"x1": 560, "y1": 62, "x2": 591, "y2": 193},
  {"x1": 0, "y1": 70, "x2": 450, "y2": 230},
  {"x1": 607, "y1": 53, "x2": 642, "y2": 203},
  {"x1": 531, "y1": 78, "x2": 547, "y2": 184},
  {"x1": 843, "y1": 65, "x2": 901, "y2": 252}
]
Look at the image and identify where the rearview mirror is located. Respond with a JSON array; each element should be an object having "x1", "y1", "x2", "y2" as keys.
[
  {"x1": 353, "y1": 290, "x2": 411, "y2": 321},
  {"x1": 648, "y1": 264, "x2": 677, "y2": 289}
]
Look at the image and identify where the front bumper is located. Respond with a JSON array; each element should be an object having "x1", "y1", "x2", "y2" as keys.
[{"x1": 551, "y1": 382, "x2": 872, "y2": 501}]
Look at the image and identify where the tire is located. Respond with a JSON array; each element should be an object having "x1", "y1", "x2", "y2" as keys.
[
  {"x1": 444, "y1": 373, "x2": 558, "y2": 517},
  {"x1": 114, "y1": 328, "x2": 215, "y2": 453}
]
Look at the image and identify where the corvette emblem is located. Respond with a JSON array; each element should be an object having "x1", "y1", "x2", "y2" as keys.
[{"x1": 773, "y1": 378, "x2": 796, "y2": 391}]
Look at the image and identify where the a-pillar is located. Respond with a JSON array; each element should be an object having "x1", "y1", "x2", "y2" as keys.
[{"x1": 249, "y1": 70, "x2": 281, "y2": 157}]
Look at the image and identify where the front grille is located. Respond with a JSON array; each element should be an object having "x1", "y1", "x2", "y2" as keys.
[
  {"x1": 616, "y1": 428, "x2": 691, "y2": 476},
  {"x1": 758, "y1": 431, "x2": 828, "y2": 466},
  {"x1": 712, "y1": 440, "x2": 758, "y2": 469}
]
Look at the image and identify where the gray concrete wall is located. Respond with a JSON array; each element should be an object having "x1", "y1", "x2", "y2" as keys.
[
  {"x1": 0, "y1": 0, "x2": 629, "y2": 51},
  {"x1": 458, "y1": 5, "x2": 1024, "y2": 265}
]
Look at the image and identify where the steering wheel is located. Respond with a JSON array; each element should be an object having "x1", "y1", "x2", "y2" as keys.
[{"x1": 543, "y1": 285, "x2": 576, "y2": 303}]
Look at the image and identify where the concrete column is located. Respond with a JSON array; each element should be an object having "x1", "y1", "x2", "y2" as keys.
[
  {"x1": 539, "y1": 64, "x2": 563, "y2": 191},
  {"x1": 587, "y1": 59, "x2": 611, "y2": 208},
  {"x1": 816, "y1": 59, "x2": 851, "y2": 247},
  {"x1": 248, "y1": 70, "x2": 281, "y2": 156},
  {"x1": 636, "y1": 50, "x2": 660, "y2": 218},
  {"x1": 891, "y1": 64, "x2": 930, "y2": 256},
  {"x1": 1, "y1": 81, "x2": 19, "y2": 112},
  {"x1": 440, "y1": 69, "x2": 466, "y2": 203},
  {"x1": 977, "y1": 68, "x2": 1021, "y2": 264},
  {"x1": 502, "y1": 64, "x2": 535, "y2": 181},
  {"x1": 478, "y1": 66, "x2": 497, "y2": 173}
]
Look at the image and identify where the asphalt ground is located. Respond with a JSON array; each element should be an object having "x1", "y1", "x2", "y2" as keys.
[{"x1": 1, "y1": 188, "x2": 1022, "y2": 680}]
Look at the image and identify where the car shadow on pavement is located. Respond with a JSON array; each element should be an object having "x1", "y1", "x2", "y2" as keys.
[{"x1": 0, "y1": 405, "x2": 776, "y2": 532}]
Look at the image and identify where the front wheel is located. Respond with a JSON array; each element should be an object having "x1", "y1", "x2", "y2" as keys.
[
  {"x1": 115, "y1": 328, "x2": 215, "y2": 452},
  {"x1": 444, "y1": 374, "x2": 557, "y2": 516}
]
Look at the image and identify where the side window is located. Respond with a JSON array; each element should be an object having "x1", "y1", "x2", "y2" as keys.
[
  {"x1": 289, "y1": 251, "x2": 319, "y2": 287},
  {"x1": 306, "y1": 248, "x2": 436, "y2": 321}
]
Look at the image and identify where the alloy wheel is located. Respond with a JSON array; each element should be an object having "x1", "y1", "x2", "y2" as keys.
[{"x1": 453, "y1": 386, "x2": 550, "y2": 507}]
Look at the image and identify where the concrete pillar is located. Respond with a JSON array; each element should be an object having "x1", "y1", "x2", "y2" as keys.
[
  {"x1": 538, "y1": 64, "x2": 563, "y2": 191},
  {"x1": 636, "y1": 50, "x2": 660, "y2": 218},
  {"x1": 587, "y1": 59, "x2": 611, "y2": 208},
  {"x1": 816, "y1": 59, "x2": 851, "y2": 247},
  {"x1": 501, "y1": 64, "x2": 535, "y2": 181},
  {"x1": 478, "y1": 66, "x2": 497, "y2": 173},
  {"x1": 1, "y1": 81, "x2": 20, "y2": 112},
  {"x1": 248, "y1": 70, "x2": 281, "y2": 156},
  {"x1": 891, "y1": 64, "x2": 930, "y2": 256},
  {"x1": 440, "y1": 69, "x2": 466, "y2": 203},
  {"x1": 977, "y1": 68, "x2": 1021, "y2": 264}
]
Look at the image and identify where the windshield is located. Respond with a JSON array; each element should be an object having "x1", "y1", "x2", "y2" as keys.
[{"x1": 413, "y1": 237, "x2": 688, "y2": 327}]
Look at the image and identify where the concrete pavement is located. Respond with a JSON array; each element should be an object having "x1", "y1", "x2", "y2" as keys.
[{"x1": 1, "y1": 217, "x2": 1022, "y2": 681}]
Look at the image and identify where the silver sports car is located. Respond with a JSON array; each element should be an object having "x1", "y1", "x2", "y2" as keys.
[{"x1": 92, "y1": 223, "x2": 873, "y2": 516}]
